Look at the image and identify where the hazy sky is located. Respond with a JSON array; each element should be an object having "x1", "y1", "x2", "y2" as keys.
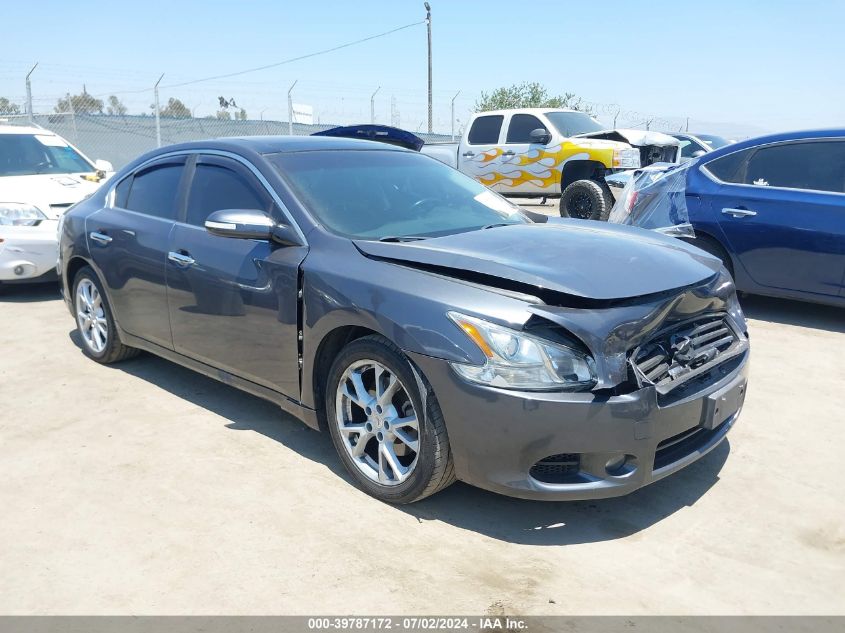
[{"x1": 1, "y1": 0, "x2": 842, "y2": 136}]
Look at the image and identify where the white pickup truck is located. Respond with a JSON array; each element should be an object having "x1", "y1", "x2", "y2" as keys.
[{"x1": 421, "y1": 108, "x2": 680, "y2": 221}]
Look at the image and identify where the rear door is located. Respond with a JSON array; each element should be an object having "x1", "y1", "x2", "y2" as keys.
[
  {"x1": 458, "y1": 114, "x2": 506, "y2": 191},
  {"x1": 166, "y1": 154, "x2": 307, "y2": 397},
  {"x1": 87, "y1": 155, "x2": 187, "y2": 349},
  {"x1": 500, "y1": 113, "x2": 555, "y2": 194},
  {"x1": 701, "y1": 139, "x2": 845, "y2": 298}
]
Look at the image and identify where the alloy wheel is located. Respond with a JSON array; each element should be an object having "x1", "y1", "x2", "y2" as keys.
[
  {"x1": 335, "y1": 359, "x2": 420, "y2": 485},
  {"x1": 76, "y1": 279, "x2": 108, "y2": 354},
  {"x1": 567, "y1": 191, "x2": 593, "y2": 219}
]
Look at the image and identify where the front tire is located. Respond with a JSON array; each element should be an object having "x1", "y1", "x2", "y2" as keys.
[
  {"x1": 325, "y1": 335, "x2": 455, "y2": 504},
  {"x1": 72, "y1": 266, "x2": 138, "y2": 364},
  {"x1": 559, "y1": 179, "x2": 613, "y2": 221}
]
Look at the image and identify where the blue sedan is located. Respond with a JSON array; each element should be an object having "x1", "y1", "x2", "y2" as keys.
[{"x1": 682, "y1": 129, "x2": 845, "y2": 307}]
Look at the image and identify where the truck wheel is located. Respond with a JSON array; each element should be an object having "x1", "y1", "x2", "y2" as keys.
[{"x1": 559, "y1": 179, "x2": 613, "y2": 221}]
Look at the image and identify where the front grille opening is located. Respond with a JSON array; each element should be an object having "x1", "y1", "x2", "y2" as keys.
[
  {"x1": 653, "y1": 423, "x2": 724, "y2": 471},
  {"x1": 529, "y1": 453, "x2": 582, "y2": 484},
  {"x1": 631, "y1": 314, "x2": 746, "y2": 395}
]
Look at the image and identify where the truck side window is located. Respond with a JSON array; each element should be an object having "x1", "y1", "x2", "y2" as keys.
[
  {"x1": 506, "y1": 114, "x2": 546, "y2": 143},
  {"x1": 468, "y1": 115, "x2": 504, "y2": 145}
]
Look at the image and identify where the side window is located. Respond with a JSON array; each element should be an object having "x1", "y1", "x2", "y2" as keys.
[
  {"x1": 125, "y1": 163, "x2": 184, "y2": 219},
  {"x1": 506, "y1": 114, "x2": 547, "y2": 143},
  {"x1": 679, "y1": 139, "x2": 704, "y2": 158},
  {"x1": 744, "y1": 141, "x2": 845, "y2": 193},
  {"x1": 113, "y1": 176, "x2": 132, "y2": 209},
  {"x1": 704, "y1": 149, "x2": 751, "y2": 183},
  {"x1": 467, "y1": 115, "x2": 504, "y2": 145},
  {"x1": 185, "y1": 162, "x2": 271, "y2": 227}
]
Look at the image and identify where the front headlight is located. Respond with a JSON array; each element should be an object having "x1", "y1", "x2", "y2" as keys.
[
  {"x1": 0, "y1": 203, "x2": 48, "y2": 226},
  {"x1": 612, "y1": 148, "x2": 641, "y2": 169},
  {"x1": 447, "y1": 312, "x2": 596, "y2": 391}
]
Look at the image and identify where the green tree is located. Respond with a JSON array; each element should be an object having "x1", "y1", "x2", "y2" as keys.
[
  {"x1": 475, "y1": 82, "x2": 592, "y2": 113},
  {"x1": 158, "y1": 97, "x2": 191, "y2": 118},
  {"x1": 106, "y1": 95, "x2": 128, "y2": 116},
  {"x1": 0, "y1": 97, "x2": 21, "y2": 115},
  {"x1": 55, "y1": 89, "x2": 104, "y2": 114},
  {"x1": 215, "y1": 110, "x2": 232, "y2": 120},
  {"x1": 235, "y1": 108, "x2": 247, "y2": 121}
]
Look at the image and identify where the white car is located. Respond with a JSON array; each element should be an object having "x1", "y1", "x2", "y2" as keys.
[{"x1": 0, "y1": 125, "x2": 113, "y2": 285}]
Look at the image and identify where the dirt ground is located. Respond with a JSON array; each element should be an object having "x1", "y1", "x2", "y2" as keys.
[{"x1": 0, "y1": 283, "x2": 843, "y2": 615}]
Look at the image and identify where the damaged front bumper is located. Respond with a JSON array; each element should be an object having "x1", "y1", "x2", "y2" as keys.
[
  {"x1": 0, "y1": 221, "x2": 60, "y2": 282},
  {"x1": 410, "y1": 347, "x2": 748, "y2": 501}
]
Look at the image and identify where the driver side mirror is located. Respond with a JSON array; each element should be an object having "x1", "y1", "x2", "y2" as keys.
[
  {"x1": 529, "y1": 128, "x2": 552, "y2": 145},
  {"x1": 204, "y1": 208, "x2": 301, "y2": 246},
  {"x1": 94, "y1": 159, "x2": 114, "y2": 173},
  {"x1": 691, "y1": 150, "x2": 707, "y2": 158}
]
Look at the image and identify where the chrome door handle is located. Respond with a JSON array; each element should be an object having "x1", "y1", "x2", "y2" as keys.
[
  {"x1": 462, "y1": 151, "x2": 475, "y2": 157},
  {"x1": 89, "y1": 231, "x2": 112, "y2": 245},
  {"x1": 168, "y1": 251, "x2": 195, "y2": 267},
  {"x1": 722, "y1": 208, "x2": 757, "y2": 218},
  {"x1": 502, "y1": 150, "x2": 515, "y2": 156}
]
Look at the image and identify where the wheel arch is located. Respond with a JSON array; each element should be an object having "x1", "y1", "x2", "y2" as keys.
[{"x1": 560, "y1": 159, "x2": 608, "y2": 190}]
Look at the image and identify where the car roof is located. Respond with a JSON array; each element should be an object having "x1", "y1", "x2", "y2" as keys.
[
  {"x1": 472, "y1": 107, "x2": 582, "y2": 117},
  {"x1": 148, "y1": 134, "x2": 411, "y2": 157},
  {"x1": 704, "y1": 128, "x2": 845, "y2": 160},
  {"x1": 0, "y1": 124, "x2": 56, "y2": 135}
]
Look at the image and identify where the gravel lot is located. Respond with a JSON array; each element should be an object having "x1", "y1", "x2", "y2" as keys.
[{"x1": 0, "y1": 283, "x2": 843, "y2": 615}]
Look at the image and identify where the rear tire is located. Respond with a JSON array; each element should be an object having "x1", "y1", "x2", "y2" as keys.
[
  {"x1": 72, "y1": 266, "x2": 139, "y2": 364},
  {"x1": 559, "y1": 179, "x2": 614, "y2": 221},
  {"x1": 325, "y1": 335, "x2": 455, "y2": 504}
]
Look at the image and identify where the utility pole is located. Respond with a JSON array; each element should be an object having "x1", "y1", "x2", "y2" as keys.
[
  {"x1": 287, "y1": 79, "x2": 298, "y2": 135},
  {"x1": 153, "y1": 73, "x2": 164, "y2": 148},
  {"x1": 450, "y1": 91, "x2": 460, "y2": 141},
  {"x1": 686, "y1": 116, "x2": 689, "y2": 132},
  {"x1": 25, "y1": 62, "x2": 38, "y2": 123},
  {"x1": 370, "y1": 86, "x2": 380, "y2": 124},
  {"x1": 425, "y1": 2, "x2": 432, "y2": 134}
]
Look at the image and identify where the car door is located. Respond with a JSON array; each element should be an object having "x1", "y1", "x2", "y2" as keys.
[
  {"x1": 166, "y1": 154, "x2": 308, "y2": 398},
  {"x1": 458, "y1": 114, "x2": 506, "y2": 191},
  {"x1": 701, "y1": 139, "x2": 845, "y2": 298},
  {"x1": 86, "y1": 155, "x2": 187, "y2": 349},
  {"x1": 498, "y1": 113, "x2": 556, "y2": 195},
  {"x1": 676, "y1": 135, "x2": 708, "y2": 161}
]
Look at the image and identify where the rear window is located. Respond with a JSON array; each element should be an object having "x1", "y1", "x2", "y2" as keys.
[
  {"x1": 125, "y1": 164, "x2": 184, "y2": 219},
  {"x1": 467, "y1": 115, "x2": 504, "y2": 145}
]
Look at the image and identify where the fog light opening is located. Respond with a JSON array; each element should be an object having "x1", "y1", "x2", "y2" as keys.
[
  {"x1": 605, "y1": 454, "x2": 637, "y2": 477},
  {"x1": 13, "y1": 265, "x2": 25, "y2": 276}
]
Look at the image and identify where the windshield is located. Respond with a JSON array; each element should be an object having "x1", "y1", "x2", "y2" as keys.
[
  {"x1": 696, "y1": 134, "x2": 730, "y2": 149},
  {"x1": 544, "y1": 111, "x2": 605, "y2": 137},
  {"x1": 270, "y1": 150, "x2": 529, "y2": 240},
  {"x1": 0, "y1": 133, "x2": 94, "y2": 176}
]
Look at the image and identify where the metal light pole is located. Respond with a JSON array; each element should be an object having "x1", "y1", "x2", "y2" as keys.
[
  {"x1": 370, "y1": 86, "x2": 381, "y2": 124},
  {"x1": 25, "y1": 62, "x2": 38, "y2": 123},
  {"x1": 450, "y1": 90, "x2": 460, "y2": 141},
  {"x1": 287, "y1": 79, "x2": 298, "y2": 135},
  {"x1": 425, "y1": 2, "x2": 432, "y2": 134},
  {"x1": 153, "y1": 73, "x2": 164, "y2": 148}
]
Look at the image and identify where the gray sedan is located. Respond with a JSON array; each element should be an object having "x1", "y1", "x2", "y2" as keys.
[{"x1": 58, "y1": 136, "x2": 749, "y2": 503}]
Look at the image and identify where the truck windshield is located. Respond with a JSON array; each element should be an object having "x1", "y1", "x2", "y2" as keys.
[
  {"x1": 544, "y1": 111, "x2": 605, "y2": 136},
  {"x1": 0, "y1": 133, "x2": 94, "y2": 176},
  {"x1": 270, "y1": 150, "x2": 529, "y2": 240}
]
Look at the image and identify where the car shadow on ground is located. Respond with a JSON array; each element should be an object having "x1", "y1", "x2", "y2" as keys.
[
  {"x1": 0, "y1": 282, "x2": 61, "y2": 303},
  {"x1": 68, "y1": 328, "x2": 729, "y2": 546},
  {"x1": 740, "y1": 294, "x2": 845, "y2": 333}
]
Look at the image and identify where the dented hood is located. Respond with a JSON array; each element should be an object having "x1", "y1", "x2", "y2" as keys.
[
  {"x1": 576, "y1": 128, "x2": 679, "y2": 148},
  {"x1": 354, "y1": 221, "x2": 720, "y2": 301}
]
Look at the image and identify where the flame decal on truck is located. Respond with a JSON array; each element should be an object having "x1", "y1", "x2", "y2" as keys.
[{"x1": 475, "y1": 142, "x2": 616, "y2": 189}]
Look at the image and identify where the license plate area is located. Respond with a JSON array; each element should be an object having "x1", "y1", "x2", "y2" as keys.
[{"x1": 701, "y1": 378, "x2": 747, "y2": 430}]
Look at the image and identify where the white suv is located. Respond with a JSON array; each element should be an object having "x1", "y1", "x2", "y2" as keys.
[{"x1": 0, "y1": 125, "x2": 113, "y2": 285}]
